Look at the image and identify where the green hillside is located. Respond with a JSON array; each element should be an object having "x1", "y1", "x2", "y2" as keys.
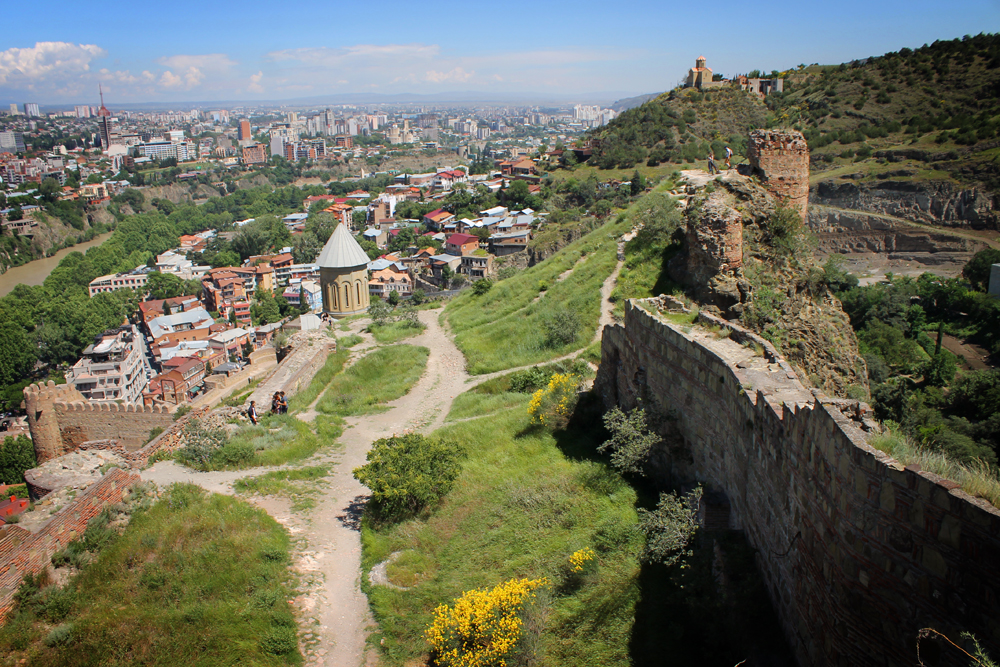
[
  {"x1": 587, "y1": 33, "x2": 1000, "y2": 189},
  {"x1": 587, "y1": 86, "x2": 767, "y2": 169},
  {"x1": 770, "y1": 33, "x2": 1000, "y2": 189}
]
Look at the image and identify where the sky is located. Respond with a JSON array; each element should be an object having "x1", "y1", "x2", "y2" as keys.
[{"x1": 1, "y1": 0, "x2": 998, "y2": 107}]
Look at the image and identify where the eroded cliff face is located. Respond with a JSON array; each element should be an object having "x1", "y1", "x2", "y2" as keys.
[
  {"x1": 812, "y1": 179, "x2": 999, "y2": 230},
  {"x1": 671, "y1": 174, "x2": 868, "y2": 398},
  {"x1": 807, "y1": 204, "x2": 985, "y2": 266}
]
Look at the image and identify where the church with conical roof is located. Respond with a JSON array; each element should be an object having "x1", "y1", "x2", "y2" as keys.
[{"x1": 317, "y1": 223, "x2": 371, "y2": 317}]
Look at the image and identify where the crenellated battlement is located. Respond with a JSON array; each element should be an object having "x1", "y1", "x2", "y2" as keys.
[{"x1": 53, "y1": 400, "x2": 171, "y2": 415}]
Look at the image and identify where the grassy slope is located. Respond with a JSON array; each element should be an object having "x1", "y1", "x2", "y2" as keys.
[
  {"x1": 445, "y1": 216, "x2": 629, "y2": 374},
  {"x1": 316, "y1": 344, "x2": 428, "y2": 415},
  {"x1": 361, "y1": 402, "x2": 642, "y2": 667},
  {"x1": 0, "y1": 485, "x2": 300, "y2": 667},
  {"x1": 774, "y1": 34, "x2": 1000, "y2": 190}
]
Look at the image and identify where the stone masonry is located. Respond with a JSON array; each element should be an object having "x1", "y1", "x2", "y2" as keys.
[
  {"x1": 685, "y1": 192, "x2": 743, "y2": 287},
  {"x1": 596, "y1": 299, "x2": 1000, "y2": 667},
  {"x1": 747, "y1": 129, "x2": 810, "y2": 221},
  {"x1": 22, "y1": 381, "x2": 175, "y2": 461}
]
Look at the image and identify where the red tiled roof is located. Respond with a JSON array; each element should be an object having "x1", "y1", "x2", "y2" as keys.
[{"x1": 447, "y1": 233, "x2": 478, "y2": 245}]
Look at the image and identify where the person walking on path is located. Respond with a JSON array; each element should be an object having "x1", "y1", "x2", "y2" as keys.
[
  {"x1": 278, "y1": 392, "x2": 288, "y2": 414},
  {"x1": 725, "y1": 146, "x2": 733, "y2": 169},
  {"x1": 248, "y1": 400, "x2": 258, "y2": 425},
  {"x1": 707, "y1": 151, "x2": 719, "y2": 175}
]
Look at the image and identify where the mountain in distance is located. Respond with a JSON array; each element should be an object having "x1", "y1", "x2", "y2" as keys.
[
  {"x1": 35, "y1": 90, "x2": 647, "y2": 113},
  {"x1": 609, "y1": 93, "x2": 662, "y2": 113}
]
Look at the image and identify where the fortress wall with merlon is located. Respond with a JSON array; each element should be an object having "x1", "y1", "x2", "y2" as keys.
[
  {"x1": 596, "y1": 299, "x2": 1000, "y2": 667},
  {"x1": 50, "y1": 399, "x2": 175, "y2": 451},
  {"x1": 0, "y1": 469, "x2": 140, "y2": 621}
]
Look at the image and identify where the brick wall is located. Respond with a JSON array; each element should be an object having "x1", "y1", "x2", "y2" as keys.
[
  {"x1": 0, "y1": 468, "x2": 140, "y2": 621},
  {"x1": 747, "y1": 129, "x2": 810, "y2": 221},
  {"x1": 596, "y1": 299, "x2": 1000, "y2": 667}
]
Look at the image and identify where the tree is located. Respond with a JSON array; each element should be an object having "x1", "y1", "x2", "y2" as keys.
[
  {"x1": 0, "y1": 435, "x2": 36, "y2": 485},
  {"x1": 637, "y1": 487, "x2": 703, "y2": 565},
  {"x1": 472, "y1": 279, "x2": 492, "y2": 295},
  {"x1": 368, "y1": 298, "x2": 393, "y2": 326},
  {"x1": 8, "y1": 206, "x2": 22, "y2": 221},
  {"x1": 387, "y1": 290, "x2": 401, "y2": 307},
  {"x1": 631, "y1": 170, "x2": 645, "y2": 196},
  {"x1": 600, "y1": 407, "x2": 659, "y2": 475},
  {"x1": 411, "y1": 289, "x2": 426, "y2": 305},
  {"x1": 0, "y1": 323, "x2": 37, "y2": 387},
  {"x1": 962, "y1": 248, "x2": 1000, "y2": 292},
  {"x1": 352, "y1": 434, "x2": 464, "y2": 524},
  {"x1": 298, "y1": 287, "x2": 311, "y2": 314},
  {"x1": 441, "y1": 265, "x2": 454, "y2": 289}
]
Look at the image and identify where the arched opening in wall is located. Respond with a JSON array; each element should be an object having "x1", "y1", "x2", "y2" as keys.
[
  {"x1": 356, "y1": 281, "x2": 361, "y2": 304},
  {"x1": 329, "y1": 283, "x2": 338, "y2": 310},
  {"x1": 343, "y1": 283, "x2": 351, "y2": 310}
]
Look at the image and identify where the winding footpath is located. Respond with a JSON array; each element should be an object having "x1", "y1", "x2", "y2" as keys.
[{"x1": 141, "y1": 251, "x2": 625, "y2": 666}]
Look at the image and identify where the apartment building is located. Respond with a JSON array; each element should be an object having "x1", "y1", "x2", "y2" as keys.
[
  {"x1": 88, "y1": 270, "x2": 150, "y2": 297},
  {"x1": 66, "y1": 325, "x2": 151, "y2": 404}
]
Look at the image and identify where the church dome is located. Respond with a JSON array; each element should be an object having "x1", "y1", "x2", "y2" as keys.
[{"x1": 316, "y1": 223, "x2": 370, "y2": 269}]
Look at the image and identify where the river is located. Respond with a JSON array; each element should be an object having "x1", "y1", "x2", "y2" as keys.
[{"x1": 0, "y1": 232, "x2": 114, "y2": 297}]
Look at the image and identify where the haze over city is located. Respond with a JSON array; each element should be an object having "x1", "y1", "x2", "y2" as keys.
[{"x1": 2, "y1": 0, "x2": 999, "y2": 106}]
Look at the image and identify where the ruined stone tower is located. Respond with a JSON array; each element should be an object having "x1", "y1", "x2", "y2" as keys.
[
  {"x1": 747, "y1": 129, "x2": 809, "y2": 220},
  {"x1": 685, "y1": 193, "x2": 743, "y2": 286},
  {"x1": 22, "y1": 381, "x2": 84, "y2": 464}
]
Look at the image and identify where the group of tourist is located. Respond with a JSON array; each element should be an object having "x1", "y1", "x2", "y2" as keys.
[
  {"x1": 271, "y1": 391, "x2": 288, "y2": 414},
  {"x1": 708, "y1": 145, "x2": 734, "y2": 175}
]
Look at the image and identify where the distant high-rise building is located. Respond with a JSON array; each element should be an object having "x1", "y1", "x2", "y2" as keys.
[
  {"x1": 74, "y1": 105, "x2": 92, "y2": 118},
  {"x1": 23, "y1": 102, "x2": 40, "y2": 117},
  {"x1": 0, "y1": 131, "x2": 26, "y2": 153},
  {"x1": 238, "y1": 120, "x2": 252, "y2": 141},
  {"x1": 97, "y1": 85, "x2": 116, "y2": 152}
]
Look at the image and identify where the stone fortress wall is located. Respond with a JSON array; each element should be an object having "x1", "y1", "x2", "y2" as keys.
[
  {"x1": 22, "y1": 381, "x2": 176, "y2": 463},
  {"x1": 596, "y1": 298, "x2": 1000, "y2": 667}
]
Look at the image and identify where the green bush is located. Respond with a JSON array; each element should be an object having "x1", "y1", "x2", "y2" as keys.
[
  {"x1": 472, "y1": 279, "x2": 493, "y2": 295},
  {"x1": 259, "y1": 626, "x2": 298, "y2": 655},
  {"x1": 0, "y1": 435, "x2": 37, "y2": 486},
  {"x1": 353, "y1": 433, "x2": 464, "y2": 524},
  {"x1": 43, "y1": 623, "x2": 74, "y2": 647},
  {"x1": 543, "y1": 309, "x2": 581, "y2": 348}
]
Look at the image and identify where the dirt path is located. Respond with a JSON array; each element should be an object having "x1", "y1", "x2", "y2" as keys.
[
  {"x1": 139, "y1": 253, "x2": 627, "y2": 666},
  {"x1": 142, "y1": 308, "x2": 470, "y2": 667}
]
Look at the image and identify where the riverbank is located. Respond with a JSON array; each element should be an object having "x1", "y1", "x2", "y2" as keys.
[{"x1": 0, "y1": 232, "x2": 113, "y2": 297}]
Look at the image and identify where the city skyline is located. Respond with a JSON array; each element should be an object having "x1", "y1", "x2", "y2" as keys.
[{"x1": 1, "y1": 0, "x2": 998, "y2": 106}]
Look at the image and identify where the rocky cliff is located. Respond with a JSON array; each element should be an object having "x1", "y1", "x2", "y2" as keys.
[
  {"x1": 811, "y1": 179, "x2": 999, "y2": 230},
  {"x1": 670, "y1": 173, "x2": 868, "y2": 398},
  {"x1": 808, "y1": 204, "x2": 986, "y2": 265}
]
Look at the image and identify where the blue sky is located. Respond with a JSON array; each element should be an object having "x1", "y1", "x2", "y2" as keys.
[{"x1": 2, "y1": 0, "x2": 998, "y2": 105}]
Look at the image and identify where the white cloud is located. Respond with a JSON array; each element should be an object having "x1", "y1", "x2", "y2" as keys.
[
  {"x1": 425, "y1": 67, "x2": 474, "y2": 83},
  {"x1": 248, "y1": 71, "x2": 264, "y2": 93},
  {"x1": 159, "y1": 70, "x2": 184, "y2": 88},
  {"x1": 157, "y1": 54, "x2": 237, "y2": 72},
  {"x1": 0, "y1": 42, "x2": 105, "y2": 85}
]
